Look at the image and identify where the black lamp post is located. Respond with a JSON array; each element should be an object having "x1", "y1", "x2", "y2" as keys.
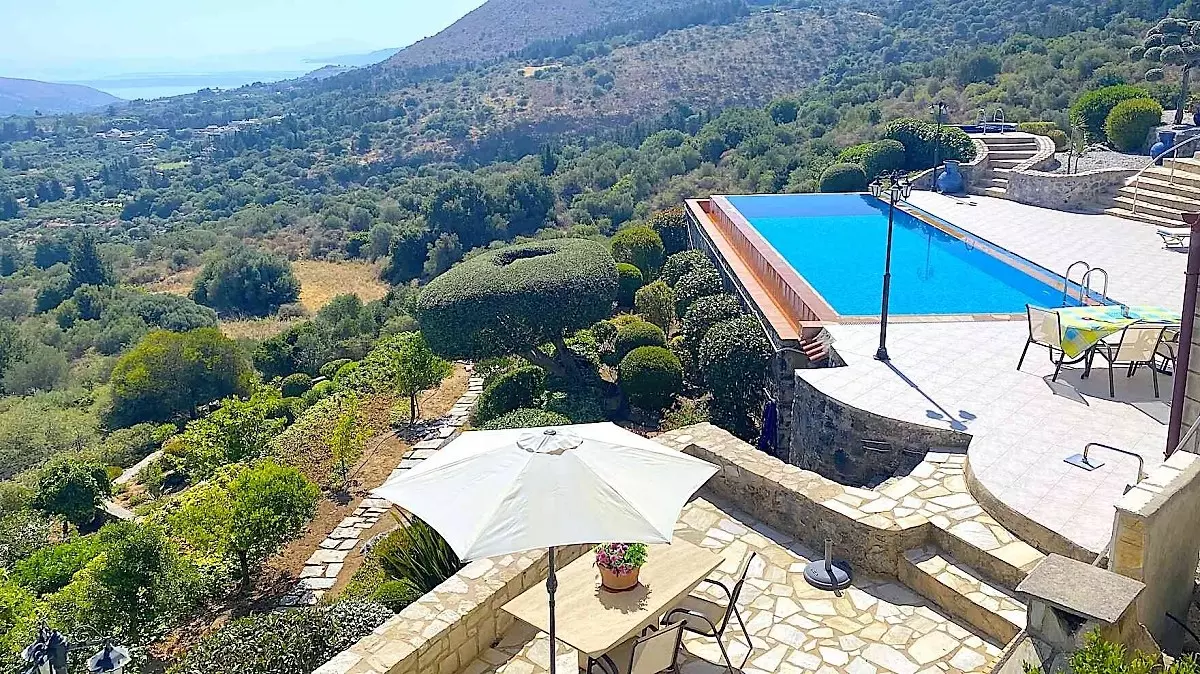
[
  {"x1": 930, "y1": 101, "x2": 947, "y2": 191},
  {"x1": 22, "y1": 628, "x2": 129, "y2": 674},
  {"x1": 869, "y1": 170, "x2": 913, "y2": 362}
]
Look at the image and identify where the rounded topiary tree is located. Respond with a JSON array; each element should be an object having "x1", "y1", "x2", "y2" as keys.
[
  {"x1": 613, "y1": 320, "x2": 667, "y2": 361},
  {"x1": 1105, "y1": 98, "x2": 1165, "y2": 152},
  {"x1": 674, "y1": 267, "x2": 723, "y2": 316},
  {"x1": 681, "y1": 294, "x2": 745, "y2": 377},
  {"x1": 616, "y1": 263, "x2": 644, "y2": 308},
  {"x1": 280, "y1": 373, "x2": 313, "y2": 397},
  {"x1": 618, "y1": 346, "x2": 683, "y2": 413},
  {"x1": 634, "y1": 280, "x2": 675, "y2": 333},
  {"x1": 883, "y1": 118, "x2": 975, "y2": 169},
  {"x1": 1131, "y1": 17, "x2": 1200, "y2": 125},
  {"x1": 417, "y1": 239, "x2": 618, "y2": 379},
  {"x1": 1068, "y1": 85, "x2": 1153, "y2": 141},
  {"x1": 660, "y1": 250, "x2": 715, "y2": 287},
  {"x1": 836, "y1": 140, "x2": 906, "y2": 179},
  {"x1": 610, "y1": 225, "x2": 665, "y2": 280},
  {"x1": 472, "y1": 365, "x2": 547, "y2": 424},
  {"x1": 699, "y1": 316, "x2": 771, "y2": 440},
  {"x1": 819, "y1": 163, "x2": 868, "y2": 193},
  {"x1": 481, "y1": 408, "x2": 570, "y2": 430},
  {"x1": 647, "y1": 206, "x2": 689, "y2": 255}
]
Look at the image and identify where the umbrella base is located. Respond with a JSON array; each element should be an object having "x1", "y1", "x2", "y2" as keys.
[{"x1": 804, "y1": 559, "x2": 852, "y2": 591}]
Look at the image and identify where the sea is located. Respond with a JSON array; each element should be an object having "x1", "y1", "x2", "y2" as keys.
[{"x1": 68, "y1": 70, "x2": 312, "y2": 102}]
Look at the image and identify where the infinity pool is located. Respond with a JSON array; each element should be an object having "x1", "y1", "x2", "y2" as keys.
[{"x1": 724, "y1": 193, "x2": 1081, "y2": 316}]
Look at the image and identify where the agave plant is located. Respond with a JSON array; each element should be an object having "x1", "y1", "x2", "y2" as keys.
[{"x1": 374, "y1": 513, "x2": 464, "y2": 594}]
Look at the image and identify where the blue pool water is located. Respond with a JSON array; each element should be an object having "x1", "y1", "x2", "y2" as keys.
[{"x1": 725, "y1": 193, "x2": 1079, "y2": 316}]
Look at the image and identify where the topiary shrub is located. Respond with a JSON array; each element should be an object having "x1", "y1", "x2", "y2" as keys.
[
  {"x1": 319, "y1": 359, "x2": 352, "y2": 378},
  {"x1": 1069, "y1": 85, "x2": 1152, "y2": 140},
  {"x1": 836, "y1": 140, "x2": 906, "y2": 178},
  {"x1": 674, "y1": 267, "x2": 723, "y2": 316},
  {"x1": 543, "y1": 386, "x2": 608, "y2": 423},
  {"x1": 660, "y1": 250, "x2": 715, "y2": 287},
  {"x1": 618, "y1": 346, "x2": 683, "y2": 413},
  {"x1": 481, "y1": 408, "x2": 571, "y2": 430},
  {"x1": 616, "y1": 263, "x2": 644, "y2": 308},
  {"x1": 819, "y1": 163, "x2": 868, "y2": 193},
  {"x1": 699, "y1": 316, "x2": 771, "y2": 440},
  {"x1": 610, "y1": 225, "x2": 665, "y2": 280},
  {"x1": 371, "y1": 579, "x2": 422, "y2": 613},
  {"x1": 280, "y1": 373, "x2": 313, "y2": 398},
  {"x1": 680, "y1": 294, "x2": 745, "y2": 380},
  {"x1": 1105, "y1": 98, "x2": 1164, "y2": 152},
  {"x1": 472, "y1": 365, "x2": 547, "y2": 424},
  {"x1": 883, "y1": 118, "x2": 976, "y2": 169},
  {"x1": 647, "y1": 206, "x2": 689, "y2": 255},
  {"x1": 634, "y1": 280, "x2": 675, "y2": 333},
  {"x1": 613, "y1": 320, "x2": 667, "y2": 361}
]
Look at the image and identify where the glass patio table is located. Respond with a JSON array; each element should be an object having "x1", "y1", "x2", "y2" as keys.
[{"x1": 1053, "y1": 305, "x2": 1181, "y2": 359}]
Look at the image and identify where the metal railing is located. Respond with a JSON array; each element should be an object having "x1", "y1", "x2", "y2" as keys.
[
  {"x1": 1062, "y1": 260, "x2": 1109, "y2": 306},
  {"x1": 1169, "y1": 412, "x2": 1200, "y2": 457},
  {"x1": 1082, "y1": 442, "x2": 1147, "y2": 484},
  {"x1": 1128, "y1": 134, "x2": 1200, "y2": 215}
]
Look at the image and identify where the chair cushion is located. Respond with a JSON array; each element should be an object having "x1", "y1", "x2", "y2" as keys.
[{"x1": 664, "y1": 594, "x2": 726, "y2": 636}]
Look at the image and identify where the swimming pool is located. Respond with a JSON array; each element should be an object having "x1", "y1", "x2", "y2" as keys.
[{"x1": 722, "y1": 193, "x2": 1081, "y2": 317}]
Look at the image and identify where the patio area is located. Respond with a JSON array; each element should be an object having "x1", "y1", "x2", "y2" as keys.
[{"x1": 463, "y1": 496, "x2": 1006, "y2": 674}]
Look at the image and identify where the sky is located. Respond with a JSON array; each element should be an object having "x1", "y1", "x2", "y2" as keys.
[{"x1": 0, "y1": 0, "x2": 487, "y2": 81}]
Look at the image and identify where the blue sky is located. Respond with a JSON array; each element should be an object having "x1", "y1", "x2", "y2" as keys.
[{"x1": 0, "y1": 0, "x2": 487, "y2": 79}]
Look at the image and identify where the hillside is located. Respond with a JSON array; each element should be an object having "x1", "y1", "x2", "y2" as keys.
[{"x1": 0, "y1": 76, "x2": 122, "y2": 116}]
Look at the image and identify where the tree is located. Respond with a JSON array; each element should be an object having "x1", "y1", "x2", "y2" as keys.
[
  {"x1": 0, "y1": 191, "x2": 18, "y2": 220},
  {"x1": 1131, "y1": 17, "x2": 1200, "y2": 125},
  {"x1": 32, "y1": 457, "x2": 111, "y2": 535},
  {"x1": 635, "y1": 281, "x2": 675, "y2": 333},
  {"x1": 329, "y1": 395, "x2": 369, "y2": 489},
  {"x1": 647, "y1": 207, "x2": 689, "y2": 256},
  {"x1": 68, "y1": 232, "x2": 114, "y2": 291},
  {"x1": 190, "y1": 248, "x2": 300, "y2": 317},
  {"x1": 957, "y1": 52, "x2": 1001, "y2": 85},
  {"x1": 71, "y1": 173, "x2": 91, "y2": 200},
  {"x1": 699, "y1": 317, "x2": 770, "y2": 440},
  {"x1": 169, "y1": 461, "x2": 318, "y2": 589},
  {"x1": 610, "y1": 225, "x2": 665, "y2": 279},
  {"x1": 388, "y1": 332, "x2": 452, "y2": 422},
  {"x1": 107, "y1": 328, "x2": 254, "y2": 427},
  {"x1": 353, "y1": 130, "x2": 372, "y2": 155},
  {"x1": 171, "y1": 388, "x2": 289, "y2": 480},
  {"x1": 418, "y1": 240, "x2": 617, "y2": 379},
  {"x1": 423, "y1": 232, "x2": 463, "y2": 278},
  {"x1": 427, "y1": 176, "x2": 493, "y2": 249}
]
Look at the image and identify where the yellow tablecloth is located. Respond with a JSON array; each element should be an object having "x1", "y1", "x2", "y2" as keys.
[{"x1": 1054, "y1": 305, "x2": 1181, "y2": 359}]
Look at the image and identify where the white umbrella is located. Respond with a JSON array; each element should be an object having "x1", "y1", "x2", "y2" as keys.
[{"x1": 372, "y1": 422, "x2": 718, "y2": 674}]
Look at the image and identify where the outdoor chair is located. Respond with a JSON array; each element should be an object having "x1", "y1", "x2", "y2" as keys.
[
  {"x1": 587, "y1": 622, "x2": 686, "y2": 674},
  {"x1": 1017, "y1": 305, "x2": 1085, "y2": 381},
  {"x1": 1087, "y1": 325, "x2": 1168, "y2": 398},
  {"x1": 1157, "y1": 226, "x2": 1191, "y2": 249},
  {"x1": 661, "y1": 552, "x2": 757, "y2": 674},
  {"x1": 1155, "y1": 328, "x2": 1180, "y2": 375}
]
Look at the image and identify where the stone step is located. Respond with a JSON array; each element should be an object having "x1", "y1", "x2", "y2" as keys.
[
  {"x1": 1123, "y1": 174, "x2": 1200, "y2": 201},
  {"x1": 1110, "y1": 195, "x2": 1187, "y2": 223},
  {"x1": 992, "y1": 168, "x2": 1013, "y2": 175},
  {"x1": 989, "y1": 158, "x2": 1025, "y2": 169},
  {"x1": 1116, "y1": 184, "x2": 1200, "y2": 212},
  {"x1": 932, "y1": 520, "x2": 1043, "y2": 592},
  {"x1": 1163, "y1": 157, "x2": 1200, "y2": 176},
  {"x1": 1103, "y1": 206, "x2": 1185, "y2": 228},
  {"x1": 983, "y1": 186, "x2": 1008, "y2": 197},
  {"x1": 977, "y1": 134, "x2": 1038, "y2": 144},
  {"x1": 899, "y1": 546, "x2": 1026, "y2": 645},
  {"x1": 1142, "y1": 164, "x2": 1200, "y2": 189},
  {"x1": 986, "y1": 150, "x2": 1038, "y2": 160}
]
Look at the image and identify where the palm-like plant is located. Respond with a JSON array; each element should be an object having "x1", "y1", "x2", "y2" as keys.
[{"x1": 374, "y1": 513, "x2": 464, "y2": 594}]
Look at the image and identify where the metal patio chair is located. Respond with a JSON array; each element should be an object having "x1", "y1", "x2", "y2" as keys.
[
  {"x1": 662, "y1": 552, "x2": 757, "y2": 674},
  {"x1": 1087, "y1": 324, "x2": 1168, "y2": 397},
  {"x1": 1017, "y1": 305, "x2": 1087, "y2": 381},
  {"x1": 587, "y1": 622, "x2": 686, "y2": 674}
]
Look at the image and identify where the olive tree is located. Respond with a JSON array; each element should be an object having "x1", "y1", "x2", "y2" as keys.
[
  {"x1": 417, "y1": 240, "x2": 617, "y2": 379},
  {"x1": 1131, "y1": 17, "x2": 1200, "y2": 125},
  {"x1": 32, "y1": 457, "x2": 112, "y2": 535}
]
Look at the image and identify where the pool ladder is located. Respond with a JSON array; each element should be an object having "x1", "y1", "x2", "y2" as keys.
[{"x1": 1063, "y1": 261, "x2": 1109, "y2": 306}]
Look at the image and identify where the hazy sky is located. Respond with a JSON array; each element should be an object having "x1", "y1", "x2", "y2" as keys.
[{"x1": 0, "y1": 0, "x2": 487, "y2": 79}]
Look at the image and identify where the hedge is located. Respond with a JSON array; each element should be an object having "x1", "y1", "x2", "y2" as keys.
[
  {"x1": 472, "y1": 365, "x2": 547, "y2": 424},
  {"x1": 618, "y1": 346, "x2": 683, "y2": 412},
  {"x1": 648, "y1": 206, "x2": 689, "y2": 255},
  {"x1": 613, "y1": 320, "x2": 667, "y2": 361},
  {"x1": 1105, "y1": 98, "x2": 1164, "y2": 152},
  {"x1": 480, "y1": 408, "x2": 571, "y2": 430},
  {"x1": 1016, "y1": 122, "x2": 1068, "y2": 151},
  {"x1": 674, "y1": 267, "x2": 724, "y2": 316},
  {"x1": 634, "y1": 280, "x2": 675, "y2": 333},
  {"x1": 883, "y1": 118, "x2": 976, "y2": 169},
  {"x1": 319, "y1": 359, "x2": 352, "y2": 378},
  {"x1": 819, "y1": 163, "x2": 868, "y2": 193},
  {"x1": 616, "y1": 263, "x2": 644, "y2": 308},
  {"x1": 1069, "y1": 85, "x2": 1152, "y2": 141},
  {"x1": 836, "y1": 139, "x2": 906, "y2": 178},
  {"x1": 681, "y1": 294, "x2": 745, "y2": 371},
  {"x1": 660, "y1": 250, "x2": 715, "y2": 287},
  {"x1": 280, "y1": 373, "x2": 313, "y2": 398},
  {"x1": 417, "y1": 239, "x2": 618, "y2": 360},
  {"x1": 610, "y1": 225, "x2": 665, "y2": 279},
  {"x1": 699, "y1": 316, "x2": 771, "y2": 440}
]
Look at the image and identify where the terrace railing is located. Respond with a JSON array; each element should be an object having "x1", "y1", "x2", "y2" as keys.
[{"x1": 1128, "y1": 134, "x2": 1200, "y2": 216}]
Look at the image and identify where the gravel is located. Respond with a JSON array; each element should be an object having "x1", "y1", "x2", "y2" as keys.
[{"x1": 1047, "y1": 150, "x2": 1152, "y2": 174}]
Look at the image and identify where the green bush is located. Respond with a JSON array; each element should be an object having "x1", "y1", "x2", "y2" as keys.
[
  {"x1": 319, "y1": 359, "x2": 352, "y2": 378},
  {"x1": 590, "y1": 319, "x2": 617, "y2": 349},
  {"x1": 660, "y1": 250, "x2": 715, "y2": 287},
  {"x1": 681, "y1": 294, "x2": 745, "y2": 377},
  {"x1": 372, "y1": 579, "x2": 423, "y2": 612},
  {"x1": 836, "y1": 140, "x2": 906, "y2": 178},
  {"x1": 616, "y1": 263, "x2": 644, "y2": 307},
  {"x1": 883, "y1": 118, "x2": 976, "y2": 169},
  {"x1": 543, "y1": 386, "x2": 607, "y2": 423},
  {"x1": 819, "y1": 163, "x2": 868, "y2": 192},
  {"x1": 613, "y1": 320, "x2": 667, "y2": 361},
  {"x1": 1069, "y1": 85, "x2": 1152, "y2": 140},
  {"x1": 302, "y1": 379, "x2": 337, "y2": 406},
  {"x1": 472, "y1": 365, "x2": 547, "y2": 424},
  {"x1": 11, "y1": 534, "x2": 107, "y2": 596},
  {"x1": 1016, "y1": 121, "x2": 1058, "y2": 135},
  {"x1": 1105, "y1": 98, "x2": 1164, "y2": 152},
  {"x1": 634, "y1": 280, "x2": 675, "y2": 333},
  {"x1": 619, "y1": 346, "x2": 683, "y2": 412},
  {"x1": 168, "y1": 600, "x2": 393, "y2": 674},
  {"x1": 190, "y1": 248, "x2": 301, "y2": 318},
  {"x1": 280, "y1": 373, "x2": 313, "y2": 397},
  {"x1": 374, "y1": 514, "x2": 464, "y2": 595},
  {"x1": 647, "y1": 206, "x2": 689, "y2": 255},
  {"x1": 480, "y1": 408, "x2": 571, "y2": 430},
  {"x1": 699, "y1": 316, "x2": 771, "y2": 440},
  {"x1": 610, "y1": 225, "x2": 665, "y2": 279},
  {"x1": 674, "y1": 267, "x2": 724, "y2": 316}
]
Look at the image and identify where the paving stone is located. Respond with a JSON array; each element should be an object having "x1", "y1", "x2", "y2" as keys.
[
  {"x1": 318, "y1": 538, "x2": 340, "y2": 549},
  {"x1": 306, "y1": 549, "x2": 348, "y2": 565},
  {"x1": 863, "y1": 644, "x2": 919, "y2": 674},
  {"x1": 300, "y1": 565, "x2": 325, "y2": 578},
  {"x1": 331, "y1": 527, "x2": 360, "y2": 539},
  {"x1": 909, "y1": 632, "x2": 958, "y2": 665},
  {"x1": 326, "y1": 563, "x2": 343, "y2": 577}
]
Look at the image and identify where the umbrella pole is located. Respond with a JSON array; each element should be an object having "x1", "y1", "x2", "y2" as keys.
[{"x1": 547, "y1": 546, "x2": 558, "y2": 674}]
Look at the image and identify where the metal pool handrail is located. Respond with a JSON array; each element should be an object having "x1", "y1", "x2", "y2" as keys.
[
  {"x1": 1083, "y1": 442, "x2": 1146, "y2": 484},
  {"x1": 1129, "y1": 134, "x2": 1200, "y2": 215}
]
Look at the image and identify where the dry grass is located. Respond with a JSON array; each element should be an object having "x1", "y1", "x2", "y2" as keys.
[
  {"x1": 219, "y1": 318, "x2": 300, "y2": 340},
  {"x1": 142, "y1": 268, "x2": 197, "y2": 296},
  {"x1": 293, "y1": 260, "x2": 389, "y2": 313}
]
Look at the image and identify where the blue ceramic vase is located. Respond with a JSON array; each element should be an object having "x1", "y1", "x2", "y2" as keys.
[
  {"x1": 1151, "y1": 129, "x2": 1176, "y2": 165},
  {"x1": 936, "y1": 160, "x2": 965, "y2": 194}
]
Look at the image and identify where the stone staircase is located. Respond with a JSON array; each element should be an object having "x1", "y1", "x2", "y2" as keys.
[
  {"x1": 976, "y1": 134, "x2": 1042, "y2": 197},
  {"x1": 1105, "y1": 157, "x2": 1200, "y2": 227},
  {"x1": 899, "y1": 545, "x2": 1028, "y2": 644}
]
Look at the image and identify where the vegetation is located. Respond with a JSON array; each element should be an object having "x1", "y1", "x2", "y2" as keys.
[
  {"x1": 32, "y1": 457, "x2": 111, "y2": 535},
  {"x1": 191, "y1": 249, "x2": 301, "y2": 318},
  {"x1": 836, "y1": 140, "x2": 906, "y2": 179},
  {"x1": 481, "y1": 408, "x2": 571, "y2": 429},
  {"x1": 882, "y1": 118, "x2": 975, "y2": 170},
  {"x1": 1105, "y1": 97, "x2": 1164, "y2": 151},
  {"x1": 1024, "y1": 630, "x2": 1199, "y2": 674},
  {"x1": 673, "y1": 266, "x2": 724, "y2": 315},
  {"x1": 613, "y1": 320, "x2": 667, "y2": 361},
  {"x1": 634, "y1": 280, "x2": 675, "y2": 332},
  {"x1": 1069, "y1": 85, "x2": 1154, "y2": 140},
  {"x1": 661, "y1": 251, "x2": 716, "y2": 288},
  {"x1": 473, "y1": 365, "x2": 547, "y2": 424},
  {"x1": 374, "y1": 514, "x2": 464, "y2": 595},
  {"x1": 699, "y1": 316, "x2": 770, "y2": 439},
  {"x1": 647, "y1": 207, "x2": 688, "y2": 256},
  {"x1": 819, "y1": 163, "x2": 868, "y2": 193},
  {"x1": 1132, "y1": 17, "x2": 1200, "y2": 123},
  {"x1": 610, "y1": 225, "x2": 666, "y2": 279},
  {"x1": 618, "y1": 346, "x2": 683, "y2": 412},
  {"x1": 616, "y1": 263, "x2": 644, "y2": 307}
]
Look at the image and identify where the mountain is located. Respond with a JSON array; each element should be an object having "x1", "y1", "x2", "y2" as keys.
[
  {"x1": 304, "y1": 48, "x2": 402, "y2": 68},
  {"x1": 0, "y1": 76, "x2": 122, "y2": 116}
]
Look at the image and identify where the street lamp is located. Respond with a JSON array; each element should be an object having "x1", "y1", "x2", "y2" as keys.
[
  {"x1": 930, "y1": 101, "x2": 947, "y2": 191},
  {"x1": 87, "y1": 643, "x2": 130, "y2": 674},
  {"x1": 869, "y1": 170, "x2": 913, "y2": 362},
  {"x1": 22, "y1": 628, "x2": 129, "y2": 674}
]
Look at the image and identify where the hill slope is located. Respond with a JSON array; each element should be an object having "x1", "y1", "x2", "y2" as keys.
[{"x1": 0, "y1": 77, "x2": 122, "y2": 116}]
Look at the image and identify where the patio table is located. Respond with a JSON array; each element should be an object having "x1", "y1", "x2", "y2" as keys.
[
  {"x1": 1054, "y1": 305, "x2": 1181, "y2": 359},
  {"x1": 502, "y1": 539, "x2": 722, "y2": 664}
]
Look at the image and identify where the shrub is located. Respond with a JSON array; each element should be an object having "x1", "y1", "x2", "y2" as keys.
[
  {"x1": 819, "y1": 163, "x2": 868, "y2": 193},
  {"x1": 33, "y1": 457, "x2": 111, "y2": 532},
  {"x1": 481, "y1": 408, "x2": 570, "y2": 430},
  {"x1": 681, "y1": 294, "x2": 745, "y2": 376},
  {"x1": 1016, "y1": 121, "x2": 1059, "y2": 135},
  {"x1": 610, "y1": 225, "x2": 665, "y2": 279},
  {"x1": 373, "y1": 514, "x2": 464, "y2": 594},
  {"x1": 0, "y1": 511, "x2": 51, "y2": 569},
  {"x1": 1105, "y1": 98, "x2": 1164, "y2": 152},
  {"x1": 280, "y1": 373, "x2": 313, "y2": 397},
  {"x1": 663, "y1": 396, "x2": 711, "y2": 431},
  {"x1": 472, "y1": 365, "x2": 547, "y2": 424},
  {"x1": 542, "y1": 386, "x2": 607, "y2": 423},
  {"x1": 674, "y1": 267, "x2": 724, "y2": 316},
  {"x1": 372, "y1": 579, "x2": 423, "y2": 612},
  {"x1": 660, "y1": 250, "x2": 714, "y2": 287},
  {"x1": 883, "y1": 118, "x2": 976, "y2": 169},
  {"x1": 699, "y1": 317, "x2": 770, "y2": 440},
  {"x1": 634, "y1": 280, "x2": 675, "y2": 333},
  {"x1": 11, "y1": 534, "x2": 107, "y2": 596},
  {"x1": 836, "y1": 140, "x2": 906, "y2": 178},
  {"x1": 190, "y1": 248, "x2": 300, "y2": 318},
  {"x1": 616, "y1": 263, "x2": 644, "y2": 307},
  {"x1": 647, "y1": 206, "x2": 689, "y2": 255},
  {"x1": 168, "y1": 600, "x2": 393, "y2": 674},
  {"x1": 302, "y1": 379, "x2": 337, "y2": 406},
  {"x1": 618, "y1": 346, "x2": 683, "y2": 412},
  {"x1": 590, "y1": 319, "x2": 617, "y2": 349},
  {"x1": 613, "y1": 320, "x2": 667, "y2": 361},
  {"x1": 1069, "y1": 85, "x2": 1152, "y2": 141},
  {"x1": 319, "y1": 358, "x2": 352, "y2": 378}
]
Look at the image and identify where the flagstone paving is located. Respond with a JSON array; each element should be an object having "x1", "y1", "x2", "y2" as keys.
[{"x1": 462, "y1": 497, "x2": 1005, "y2": 674}]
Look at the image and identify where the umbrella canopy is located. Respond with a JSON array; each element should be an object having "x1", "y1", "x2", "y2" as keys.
[{"x1": 371, "y1": 422, "x2": 718, "y2": 561}]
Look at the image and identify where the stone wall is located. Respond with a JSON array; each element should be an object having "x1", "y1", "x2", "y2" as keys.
[
  {"x1": 1109, "y1": 450, "x2": 1200, "y2": 651},
  {"x1": 788, "y1": 376, "x2": 971, "y2": 487},
  {"x1": 1004, "y1": 168, "x2": 1137, "y2": 212}
]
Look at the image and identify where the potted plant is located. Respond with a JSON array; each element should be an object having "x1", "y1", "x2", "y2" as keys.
[{"x1": 594, "y1": 542, "x2": 648, "y2": 591}]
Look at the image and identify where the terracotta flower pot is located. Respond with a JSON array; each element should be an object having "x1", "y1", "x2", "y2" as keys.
[{"x1": 599, "y1": 566, "x2": 641, "y2": 592}]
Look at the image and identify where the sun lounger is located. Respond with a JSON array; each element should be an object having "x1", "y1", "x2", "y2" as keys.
[{"x1": 1157, "y1": 226, "x2": 1191, "y2": 248}]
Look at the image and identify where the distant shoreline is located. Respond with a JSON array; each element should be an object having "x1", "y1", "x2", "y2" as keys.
[{"x1": 67, "y1": 70, "x2": 310, "y2": 102}]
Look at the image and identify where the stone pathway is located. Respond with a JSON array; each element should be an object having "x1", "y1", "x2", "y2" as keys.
[
  {"x1": 465, "y1": 497, "x2": 1005, "y2": 674},
  {"x1": 280, "y1": 370, "x2": 484, "y2": 607}
]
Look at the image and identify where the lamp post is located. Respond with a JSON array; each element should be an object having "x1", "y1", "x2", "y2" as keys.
[
  {"x1": 930, "y1": 101, "x2": 947, "y2": 191},
  {"x1": 22, "y1": 628, "x2": 129, "y2": 674},
  {"x1": 869, "y1": 170, "x2": 913, "y2": 362}
]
